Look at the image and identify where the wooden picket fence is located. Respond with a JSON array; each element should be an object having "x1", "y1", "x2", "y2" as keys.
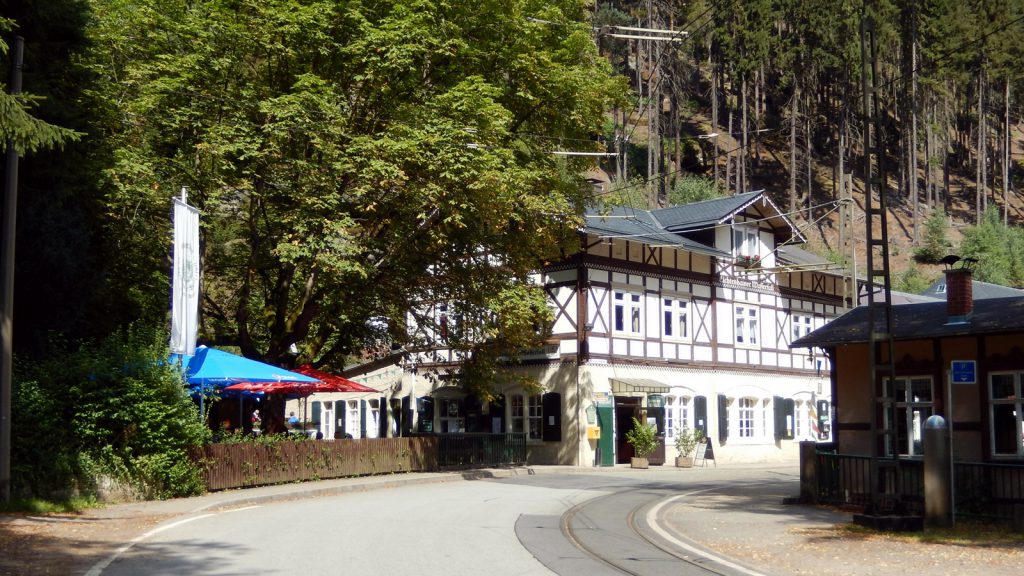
[
  {"x1": 189, "y1": 437, "x2": 438, "y2": 491},
  {"x1": 188, "y1": 433, "x2": 527, "y2": 491}
]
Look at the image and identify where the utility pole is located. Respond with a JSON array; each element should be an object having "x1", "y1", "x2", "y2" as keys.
[
  {"x1": 1, "y1": 36, "x2": 24, "y2": 502},
  {"x1": 861, "y1": 17, "x2": 899, "y2": 518}
]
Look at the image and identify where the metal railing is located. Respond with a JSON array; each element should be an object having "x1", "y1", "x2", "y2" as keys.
[
  {"x1": 436, "y1": 433, "x2": 526, "y2": 469},
  {"x1": 814, "y1": 452, "x2": 1024, "y2": 520}
]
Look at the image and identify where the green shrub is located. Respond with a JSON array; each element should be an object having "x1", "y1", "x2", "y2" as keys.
[
  {"x1": 12, "y1": 324, "x2": 211, "y2": 500},
  {"x1": 625, "y1": 416, "x2": 659, "y2": 457}
]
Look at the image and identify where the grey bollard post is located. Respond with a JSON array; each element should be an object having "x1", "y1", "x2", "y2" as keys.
[
  {"x1": 799, "y1": 441, "x2": 818, "y2": 504},
  {"x1": 924, "y1": 415, "x2": 952, "y2": 528}
]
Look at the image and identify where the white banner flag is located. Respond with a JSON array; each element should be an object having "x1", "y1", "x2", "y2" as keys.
[{"x1": 170, "y1": 195, "x2": 200, "y2": 355}]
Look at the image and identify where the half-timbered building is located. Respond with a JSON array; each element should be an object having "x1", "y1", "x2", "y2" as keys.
[{"x1": 384, "y1": 191, "x2": 846, "y2": 465}]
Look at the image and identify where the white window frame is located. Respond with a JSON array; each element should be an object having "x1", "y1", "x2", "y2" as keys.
[
  {"x1": 735, "y1": 305, "x2": 760, "y2": 348},
  {"x1": 438, "y1": 398, "x2": 465, "y2": 434},
  {"x1": 511, "y1": 394, "x2": 525, "y2": 434},
  {"x1": 791, "y1": 313, "x2": 814, "y2": 342},
  {"x1": 527, "y1": 394, "x2": 543, "y2": 441},
  {"x1": 665, "y1": 396, "x2": 676, "y2": 439},
  {"x1": 990, "y1": 372, "x2": 1024, "y2": 457},
  {"x1": 662, "y1": 297, "x2": 691, "y2": 341},
  {"x1": 733, "y1": 225, "x2": 760, "y2": 258},
  {"x1": 678, "y1": 396, "x2": 691, "y2": 433},
  {"x1": 366, "y1": 398, "x2": 381, "y2": 438},
  {"x1": 613, "y1": 289, "x2": 643, "y2": 337},
  {"x1": 883, "y1": 377, "x2": 933, "y2": 457},
  {"x1": 738, "y1": 397, "x2": 757, "y2": 438}
]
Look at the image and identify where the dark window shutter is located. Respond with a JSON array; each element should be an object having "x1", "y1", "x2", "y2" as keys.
[
  {"x1": 694, "y1": 396, "x2": 708, "y2": 437},
  {"x1": 785, "y1": 399, "x2": 795, "y2": 439},
  {"x1": 717, "y1": 394, "x2": 728, "y2": 445},
  {"x1": 817, "y1": 400, "x2": 830, "y2": 440},
  {"x1": 312, "y1": 401, "x2": 322, "y2": 426},
  {"x1": 774, "y1": 397, "x2": 796, "y2": 441},
  {"x1": 402, "y1": 396, "x2": 413, "y2": 436},
  {"x1": 340, "y1": 401, "x2": 346, "y2": 434},
  {"x1": 360, "y1": 399, "x2": 367, "y2": 437},
  {"x1": 379, "y1": 396, "x2": 388, "y2": 438},
  {"x1": 542, "y1": 392, "x2": 561, "y2": 441},
  {"x1": 417, "y1": 396, "x2": 434, "y2": 433}
]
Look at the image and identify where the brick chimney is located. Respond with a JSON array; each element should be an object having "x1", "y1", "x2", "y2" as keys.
[{"x1": 945, "y1": 268, "x2": 973, "y2": 323}]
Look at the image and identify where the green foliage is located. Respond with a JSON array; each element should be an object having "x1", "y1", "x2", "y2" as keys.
[
  {"x1": 959, "y1": 209, "x2": 1024, "y2": 288},
  {"x1": 625, "y1": 416, "x2": 658, "y2": 458},
  {"x1": 85, "y1": 0, "x2": 626, "y2": 389},
  {"x1": 0, "y1": 18, "x2": 81, "y2": 154},
  {"x1": 674, "y1": 427, "x2": 705, "y2": 458},
  {"x1": 0, "y1": 495, "x2": 100, "y2": 514},
  {"x1": 893, "y1": 265, "x2": 933, "y2": 295},
  {"x1": 669, "y1": 174, "x2": 722, "y2": 205},
  {"x1": 914, "y1": 207, "x2": 952, "y2": 264},
  {"x1": 12, "y1": 325, "x2": 211, "y2": 500}
]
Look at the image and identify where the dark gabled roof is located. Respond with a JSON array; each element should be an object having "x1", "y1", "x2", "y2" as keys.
[
  {"x1": 584, "y1": 205, "x2": 729, "y2": 257},
  {"x1": 791, "y1": 296, "x2": 1024, "y2": 348},
  {"x1": 651, "y1": 191, "x2": 763, "y2": 231},
  {"x1": 922, "y1": 278, "x2": 1024, "y2": 301}
]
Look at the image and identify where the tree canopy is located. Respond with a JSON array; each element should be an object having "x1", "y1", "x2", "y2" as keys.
[{"x1": 85, "y1": 0, "x2": 625, "y2": 381}]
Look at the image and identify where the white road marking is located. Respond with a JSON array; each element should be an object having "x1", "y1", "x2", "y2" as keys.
[{"x1": 646, "y1": 489, "x2": 770, "y2": 576}]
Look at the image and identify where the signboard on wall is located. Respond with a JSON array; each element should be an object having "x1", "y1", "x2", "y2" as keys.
[{"x1": 951, "y1": 360, "x2": 976, "y2": 385}]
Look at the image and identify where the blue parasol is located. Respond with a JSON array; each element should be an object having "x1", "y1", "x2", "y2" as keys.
[{"x1": 170, "y1": 346, "x2": 318, "y2": 422}]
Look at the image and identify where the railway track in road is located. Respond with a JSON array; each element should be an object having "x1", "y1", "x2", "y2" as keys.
[{"x1": 557, "y1": 484, "x2": 770, "y2": 576}]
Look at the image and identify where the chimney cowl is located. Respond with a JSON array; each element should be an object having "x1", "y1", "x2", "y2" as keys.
[{"x1": 945, "y1": 268, "x2": 973, "y2": 324}]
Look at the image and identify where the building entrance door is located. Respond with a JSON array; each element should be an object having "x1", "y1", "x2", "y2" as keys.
[{"x1": 614, "y1": 396, "x2": 642, "y2": 464}]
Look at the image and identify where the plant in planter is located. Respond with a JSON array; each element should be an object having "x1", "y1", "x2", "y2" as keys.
[
  {"x1": 673, "y1": 427, "x2": 705, "y2": 467},
  {"x1": 625, "y1": 416, "x2": 658, "y2": 468}
]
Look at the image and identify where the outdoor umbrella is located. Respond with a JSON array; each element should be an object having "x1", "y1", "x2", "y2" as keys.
[
  {"x1": 291, "y1": 365, "x2": 377, "y2": 393},
  {"x1": 184, "y1": 346, "x2": 318, "y2": 387},
  {"x1": 179, "y1": 346, "x2": 318, "y2": 422}
]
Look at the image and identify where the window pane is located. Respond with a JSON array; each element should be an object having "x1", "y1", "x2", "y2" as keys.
[
  {"x1": 664, "y1": 310, "x2": 672, "y2": 336},
  {"x1": 910, "y1": 379, "x2": 932, "y2": 402},
  {"x1": 991, "y1": 374, "x2": 1016, "y2": 399},
  {"x1": 992, "y1": 404, "x2": 1018, "y2": 455}
]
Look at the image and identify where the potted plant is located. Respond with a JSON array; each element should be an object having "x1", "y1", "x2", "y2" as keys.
[
  {"x1": 625, "y1": 416, "x2": 658, "y2": 469},
  {"x1": 673, "y1": 427, "x2": 705, "y2": 467}
]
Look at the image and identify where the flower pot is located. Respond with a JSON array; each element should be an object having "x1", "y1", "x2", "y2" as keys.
[
  {"x1": 675, "y1": 455, "x2": 693, "y2": 468},
  {"x1": 631, "y1": 456, "x2": 649, "y2": 469}
]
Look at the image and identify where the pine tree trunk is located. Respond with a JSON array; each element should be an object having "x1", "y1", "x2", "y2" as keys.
[
  {"x1": 910, "y1": 29, "x2": 919, "y2": 244},
  {"x1": 1004, "y1": 78, "x2": 1010, "y2": 226},
  {"x1": 976, "y1": 70, "x2": 984, "y2": 222},
  {"x1": 741, "y1": 75, "x2": 749, "y2": 194},
  {"x1": 712, "y1": 46, "x2": 720, "y2": 192},
  {"x1": 790, "y1": 87, "x2": 798, "y2": 213},
  {"x1": 727, "y1": 110, "x2": 734, "y2": 194},
  {"x1": 805, "y1": 89, "x2": 813, "y2": 220}
]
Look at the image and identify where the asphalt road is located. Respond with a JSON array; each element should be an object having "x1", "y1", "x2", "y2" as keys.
[{"x1": 96, "y1": 468, "x2": 789, "y2": 576}]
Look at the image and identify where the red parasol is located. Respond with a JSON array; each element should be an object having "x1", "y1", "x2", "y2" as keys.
[
  {"x1": 292, "y1": 365, "x2": 377, "y2": 393},
  {"x1": 224, "y1": 381, "x2": 313, "y2": 396}
]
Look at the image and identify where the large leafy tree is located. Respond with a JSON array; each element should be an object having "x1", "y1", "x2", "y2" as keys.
[{"x1": 87, "y1": 0, "x2": 624, "y2": 384}]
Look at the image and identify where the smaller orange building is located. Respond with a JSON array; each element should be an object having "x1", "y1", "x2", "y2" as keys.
[{"x1": 793, "y1": 269, "x2": 1024, "y2": 463}]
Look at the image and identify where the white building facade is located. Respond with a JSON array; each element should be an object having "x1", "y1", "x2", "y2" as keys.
[{"x1": 345, "y1": 192, "x2": 846, "y2": 465}]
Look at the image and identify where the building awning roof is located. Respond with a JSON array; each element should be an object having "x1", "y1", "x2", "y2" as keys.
[{"x1": 610, "y1": 377, "x2": 670, "y2": 395}]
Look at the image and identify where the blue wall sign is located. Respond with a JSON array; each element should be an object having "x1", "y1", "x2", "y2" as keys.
[{"x1": 951, "y1": 360, "x2": 976, "y2": 385}]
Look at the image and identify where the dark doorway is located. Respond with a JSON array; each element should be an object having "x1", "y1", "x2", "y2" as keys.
[{"x1": 614, "y1": 396, "x2": 642, "y2": 464}]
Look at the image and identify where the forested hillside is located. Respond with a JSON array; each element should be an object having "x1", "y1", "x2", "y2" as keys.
[{"x1": 591, "y1": 0, "x2": 1024, "y2": 288}]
